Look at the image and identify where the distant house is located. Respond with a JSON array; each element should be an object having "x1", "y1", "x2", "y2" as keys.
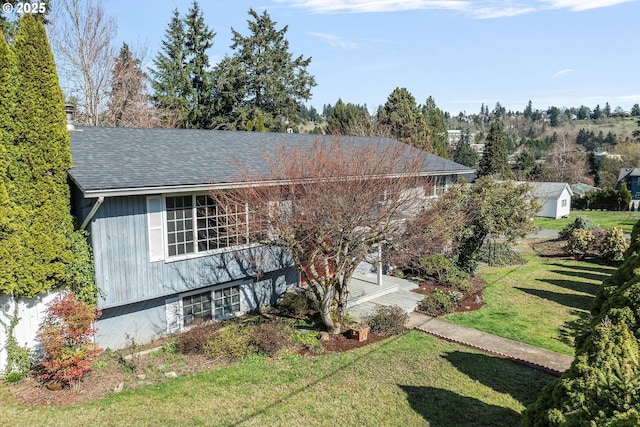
[
  {"x1": 617, "y1": 168, "x2": 640, "y2": 211},
  {"x1": 570, "y1": 182, "x2": 598, "y2": 198},
  {"x1": 528, "y1": 182, "x2": 573, "y2": 219},
  {"x1": 64, "y1": 127, "x2": 474, "y2": 350}
]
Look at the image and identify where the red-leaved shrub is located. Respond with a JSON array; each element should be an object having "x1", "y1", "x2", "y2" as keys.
[{"x1": 36, "y1": 292, "x2": 102, "y2": 388}]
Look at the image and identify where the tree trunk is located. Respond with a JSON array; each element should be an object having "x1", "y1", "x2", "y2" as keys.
[{"x1": 318, "y1": 286, "x2": 341, "y2": 334}]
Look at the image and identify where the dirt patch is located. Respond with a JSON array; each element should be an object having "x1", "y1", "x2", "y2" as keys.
[
  {"x1": 528, "y1": 238, "x2": 566, "y2": 258},
  {"x1": 412, "y1": 275, "x2": 487, "y2": 313}
]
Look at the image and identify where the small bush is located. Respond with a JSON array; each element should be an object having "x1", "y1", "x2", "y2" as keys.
[
  {"x1": 419, "y1": 289, "x2": 457, "y2": 316},
  {"x1": 175, "y1": 321, "x2": 221, "y2": 354},
  {"x1": 4, "y1": 371, "x2": 24, "y2": 384},
  {"x1": 478, "y1": 243, "x2": 526, "y2": 267},
  {"x1": 36, "y1": 292, "x2": 102, "y2": 389},
  {"x1": 277, "y1": 289, "x2": 316, "y2": 318},
  {"x1": 597, "y1": 227, "x2": 628, "y2": 261},
  {"x1": 559, "y1": 216, "x2": 596, "y2": 239},
  {"x1": 294, "y1": 331, "x2": 323, "y2": 354},
  {"x1": 363, "y1": 305, "x2": 407, "y2": 336},
  {"x1": 251, "y1": 319, "x2": 294, "y2": 357},
  {"x1": 203, "y1": 324, "x2": 256, "y2": 362},
  {"x1": 563, "y1": 228, "x2": 595, "y2": 256}
]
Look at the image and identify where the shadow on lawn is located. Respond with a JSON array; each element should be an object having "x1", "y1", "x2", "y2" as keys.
[
  {"x1": 399, "y1": 385, "x2": 521, "y2": 427},
  {"x1": 441, "y1": 351, "x2": 551, "y2": 406},
  {"x1": 538, "y1": 275, "x2": 600, "y2": 295},
  {"x1": 548, "y1": 262, "x2": 614, "y2": 277},
  {"x1": 517, "y1": 284, "x2": 593, "y2": 311}
]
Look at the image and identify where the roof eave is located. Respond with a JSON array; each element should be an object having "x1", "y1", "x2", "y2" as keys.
[{"x1": 77, "y1": 168, "x2": 475, "y2": 198}]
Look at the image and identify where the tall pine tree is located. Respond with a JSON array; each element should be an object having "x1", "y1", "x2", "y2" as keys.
[
  {"x1": 478, "y1": 121, "x2": 513, "y2": 179},
  {"x1": 150, "y1": 2, "x2": 215, "y2": 128},
  {"x1": 422, "y1": 96, "x2": 449, "y2": 158},
  {"x1": 183, "y1": 1, "x2": 215, "y2": 128},
  {"x1": 4, "y1": 14, "x2": 74, "y2": 297},
  {"x1": 376, "y1": 87, "x2": 430, "y2": 151},
  {"x1": 453, "y1": 129, "x2": 479, "y2": 168},
  {"x1": 225, "y1": 8, "x2": 316, "y2": 131}
]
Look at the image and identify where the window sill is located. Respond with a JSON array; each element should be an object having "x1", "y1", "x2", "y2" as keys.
[{"x1": 163, "y1": 243, "x2": 261, "y2": 264}]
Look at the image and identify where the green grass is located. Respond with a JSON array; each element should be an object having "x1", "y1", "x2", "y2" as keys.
[
  {"x1": 534, "y1": 210, "x2": 640, "y2": 234},
  {"x1": 446, "y1": 246, "x2": 616, "y2": 355},
  {"x1": 0, "y1": 332, "x2": 554, "y2": 426}
]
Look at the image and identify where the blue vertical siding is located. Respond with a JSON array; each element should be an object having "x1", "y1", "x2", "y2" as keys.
[{"x1": 90, "y1": 195, "x2": 295, "y2": 309}]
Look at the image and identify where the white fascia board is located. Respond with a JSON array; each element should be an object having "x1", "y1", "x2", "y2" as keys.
[{"x1": 78, "y1": 169, "x2": 475, "y2": 198}]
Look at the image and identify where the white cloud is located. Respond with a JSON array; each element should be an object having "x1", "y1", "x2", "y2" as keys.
[
  {"x1": 553, "y1": 69, "x2": 574, "y2": 78},
  {"x1": 277, "y1": 0, "x2": 469, "y2": 14},
  {"x1": 307, "y1": 32, "x2": 360, "y2": 48},
  {"x1": 539, "y1": 0, "x2": 636, "y2": 11},
  {"x1": 277, "y1": 0, "x2": 636, "y2": 17}
]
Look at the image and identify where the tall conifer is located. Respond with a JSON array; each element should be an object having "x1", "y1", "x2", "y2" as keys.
[
  {"x1": 6, "y1": 14, "x2": 73, "y2": 297},
  {"x1": 477, "y1": 121, "x2": 513, "y2": 179}
]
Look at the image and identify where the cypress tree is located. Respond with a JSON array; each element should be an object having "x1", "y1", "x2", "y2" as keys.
[
  {"x1": 5, "y1": 14, "x2": 74, "y2": 298},
  {"x1": 477, "y1": 121, "x2": 513, "y2": 179},
  {"x1": 0, "y1": 31, "x2": 22, "y2": 295}
]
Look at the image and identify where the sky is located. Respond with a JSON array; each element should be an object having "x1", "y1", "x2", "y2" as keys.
[{"x1": 107, "y1": 0, "x2": 639, "y2": 115}]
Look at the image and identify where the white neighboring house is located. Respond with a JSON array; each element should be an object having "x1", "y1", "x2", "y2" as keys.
[{"x1": 528, "y1": 182, "x2": 573, "y2": 219}]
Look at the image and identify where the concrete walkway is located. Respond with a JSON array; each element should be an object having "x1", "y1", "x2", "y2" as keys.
[
  {"x1": 347, "y1": 274, "x2": 574, "y2": 376},
  {"x1": 406, "y1": 312, "x2": 574, "y2": 376}
]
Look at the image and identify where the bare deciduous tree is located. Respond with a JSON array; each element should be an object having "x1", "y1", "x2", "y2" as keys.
[
  {"x1": 210, "y1": 138, "x2": 428, "y2": 333},
  {"x1": 545, "y1": 136, "x2": 592, "y2": 184},
  {"x1": 48, "y1": 0, "x2": 115, "y2": 126}
]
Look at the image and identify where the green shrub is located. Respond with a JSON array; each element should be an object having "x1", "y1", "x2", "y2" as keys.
[
  {"x1": 418, "y1": 289, "x2": 457, "y2": 315},
  {"x1": 477, "y1": 243, "x2": 526, "y2": 267},
  {"x1": 175, "y1": 321, "x2": 221, "y2": 354},
  {"x1": 277, "y1": 289, "x2": 316, "y2": 318},
  {"x1": 203, "y1": 324, "x2": 256, "y2": 362},
  {"x1": 563, "y1": 228, "x2": 595, "y2": 256},
  {"x1": 597, "y1": 227, "x2": 628, "y2": 261},
  {"x1": 3, "y1": 371, "x2": 24, "y2": 384},
  {"x1": 419, "y1": 254, "x2": 471, "y2": 291},
  {"x1": 363, "y1": 305, "x2": 407, "y2": 336},
  {"x1": 559, "y1": 215, "x2": 596, "y2": 239},
  {"x1": 251, "y1": 319, "x2": 295, "y2": 357}
]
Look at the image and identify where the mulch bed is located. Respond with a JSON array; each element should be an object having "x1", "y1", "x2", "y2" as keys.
[
  {"x1": 412, "y1": 275, "x2": 487, "y2": 313},
  {"x1": 8, "y1": 273, "x2": 492, "y2": 408}
]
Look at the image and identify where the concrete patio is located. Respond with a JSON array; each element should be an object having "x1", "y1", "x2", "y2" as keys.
[{"x1": 347, "y1": 273, "x2": 424, "y2": 320}]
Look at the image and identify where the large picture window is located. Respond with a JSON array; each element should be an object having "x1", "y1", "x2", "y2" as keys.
[{"x1": 165, "y1": 195, "x2": 250, "y2": 257}]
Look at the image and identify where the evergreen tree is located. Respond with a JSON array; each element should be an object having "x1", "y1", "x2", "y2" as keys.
[
  {"x1": 325, "y1": 99, "x2": 371, "y2": 136},
  {"x1": 150, "y1": 9, "x2": 192, "y2": 127},
  {"x1": 631, "y1": 104, "x2": 640, "y2": 116},
  {"x1": 422, "y1": 96, "x2": 449, "y2": 158},
  {"x1": 183, "y1": 0, "x2": 215, "y2": 128},
  {"x1": 478, "y1": 121, "x2": 513, "y2": 179},
  {"x1": 376, "y1": 87, "x2": 430, "y2": 151},
  {"x1": 452, "y1": 129, "x2": 479, "y2": 168},
  {"x1": 3, "y1": 14, "x2": 74, "y2": 297},
  {"x1": 107, "y1": 43, "x2": 153, "y2": 127},
  {"x1": 0, "y1": 32, "x2": 21, "y2": 293},
  {"x1": 224, "y1": 8, "x2": 316, "y2": 131}
]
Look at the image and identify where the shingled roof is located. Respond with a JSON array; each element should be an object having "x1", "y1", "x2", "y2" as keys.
[{"x1": 68, "y1": 127, "x2": 474, "y2": 197}]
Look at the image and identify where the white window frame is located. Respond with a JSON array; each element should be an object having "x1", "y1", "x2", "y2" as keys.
[
  {"x1": 561, "y1": 199, "x2": 567, "y2": 208},
  {"x1": 165, "y1": 281, "x2": 247, "y2": 334},
  {"x1": 161, "y1": 193, "x2": 252, "y2": 262}
]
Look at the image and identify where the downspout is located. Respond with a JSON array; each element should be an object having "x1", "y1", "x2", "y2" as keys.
[{"x1": 80, "y1": 196, "x2": 104, "y2": 230}]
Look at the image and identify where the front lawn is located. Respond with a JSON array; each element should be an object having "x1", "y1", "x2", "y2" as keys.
[
  {"x1": 0, "y1": 332, "x2": 553, "y2": 426},
  {"x1": 533, "y1": 209, "x2": 640, "y2": 234},
  {"x1": 446, "y1": 239, "x2": 616, "y2": 355}
]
